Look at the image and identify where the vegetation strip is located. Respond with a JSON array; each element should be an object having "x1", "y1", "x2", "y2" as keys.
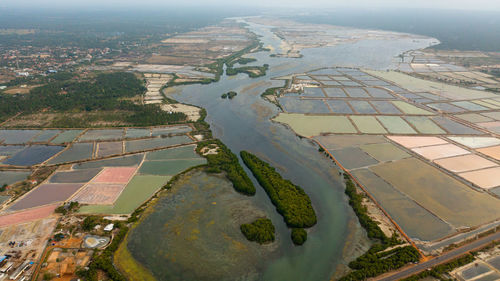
[
  {"x1": 197, "y1": 140, "x2": 256, "y2": 195},
  {"x1": 240, "y1": 151, "x2": 316, "y2": 245}
]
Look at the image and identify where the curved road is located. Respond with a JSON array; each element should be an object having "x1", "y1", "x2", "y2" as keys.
[{"x1": 378, "y1": 231, "x2": 500, "y2": 281}]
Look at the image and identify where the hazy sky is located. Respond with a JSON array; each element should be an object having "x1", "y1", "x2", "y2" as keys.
[{"x1": 2, "y1": 0, "x2": 500, "y2": 11}]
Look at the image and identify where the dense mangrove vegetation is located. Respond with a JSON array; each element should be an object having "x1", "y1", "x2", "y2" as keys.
[
  {"x1": 240, "y1": 151, "x2": 316, "y2": 245},
  {"x1": 197, "y1": 140, "x2": 256, "y2": 195},
  {"x1": 291, "y1": 228, "x2": 308, "y2": 245},
  {"x1": 240, "y1": 218, "x2": 276, "y2": 244},
  {"x1": 340, "y1": 246, "x2": 420, "y2": 281},
  {"x1": 226, "y1": 64, "x2": 269, "y2": 78},
  {"x1": 240, "y1": 151, "x2": 317, "y2": 228},
  {"x1": 221, "y1": 91, "x2": 238, "y2": 99}
]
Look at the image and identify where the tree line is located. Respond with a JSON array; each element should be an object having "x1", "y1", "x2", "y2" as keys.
[
  {"x1": 196, "y1": 140, "x2": 256, "y2": 195},
  {"x1": 0, "y1": 72, "x2": 187, "y2": 126}
]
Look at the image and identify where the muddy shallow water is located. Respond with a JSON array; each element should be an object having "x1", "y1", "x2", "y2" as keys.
[{"x1": 127, "y1": 171, "x2": 278, "y2": 281}]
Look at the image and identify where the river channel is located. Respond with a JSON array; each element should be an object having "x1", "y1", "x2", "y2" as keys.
[{"x1": 125, "y1": 19, "x2": 435, "y2": 281}]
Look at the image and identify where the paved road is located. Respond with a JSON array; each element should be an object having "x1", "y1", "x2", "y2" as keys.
[{"x1": 378, "y1": 231, "x2": 500, "y2": 281}]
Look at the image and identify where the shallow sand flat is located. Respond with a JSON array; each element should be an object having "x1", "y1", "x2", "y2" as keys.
[
  {"x1": 411, "y1": 143, "x2": 470, "y2": 160},
  {"x1": 364, "y1": 70, "x2": 498, "y2": 100},
  {"x1": 476, "y1": 145, "x2": 500, "y2": 161},
  {"x1": 448, "y1": 137, "x2": 500, "y2": 149},
  {"x1": 434, "y1": 154, "x2": 498, "y2": 173},
  {"x1": 349, "y1": 116, "x2": 387, "y2": 134},
  {"x1": 459, "y1": 167, "x2": 500, "y2": 189},
  {"x1": 370, "y1": 157, "x2": 500, "y2": 227},
  {"x1": 273, "y1": 113, "x2": 357, "y2": 137},
  {"x1": 387, "y1": 136, "x2": 447, "y2": 148},
  {"x1": 314, "y1": 135, "x2": 386, "y2": 150},
  {"x1": 360, "y1": 143, "x2": 411, "y2": 162}
]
